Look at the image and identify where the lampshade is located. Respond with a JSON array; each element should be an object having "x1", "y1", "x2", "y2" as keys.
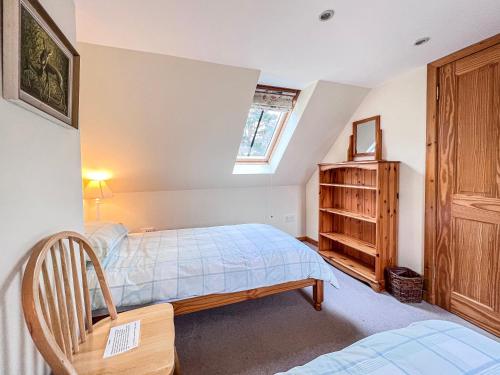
[{"x1": 84, "y1": 180, "x2": 113, "y2": 200}]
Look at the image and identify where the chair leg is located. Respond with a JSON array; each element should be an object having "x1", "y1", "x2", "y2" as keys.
[{"x1": 173, "y1": 346, "x2": 181, "y2": 375}]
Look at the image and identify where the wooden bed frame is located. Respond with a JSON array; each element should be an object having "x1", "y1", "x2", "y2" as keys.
[
  {"x1": 92, "y1": 278, "x2": 324, "y2": 321},
  {"x1": 172, "y1": 278, "x2": 324, "y2": 315}
]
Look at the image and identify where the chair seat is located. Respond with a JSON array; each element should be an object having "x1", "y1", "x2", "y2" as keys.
[{"x1": 73, "y1": 304, "x2": 176, "y2": 375}]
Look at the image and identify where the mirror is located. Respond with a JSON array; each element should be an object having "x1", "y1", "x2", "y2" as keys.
[
  {"x1": 355, "y1": 119, "x2": 377, "y2": 154},
  {"x1": 349, "y1": 115, "x2": 381, "y2": 160}
]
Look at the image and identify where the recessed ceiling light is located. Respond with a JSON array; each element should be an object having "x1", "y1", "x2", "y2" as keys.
[
  {"x1": 414, "y1": 37, "x2": 431, "y2": 46},
  {"x1": 319, "y1": 9, "x2": 335, "y2": 22}
]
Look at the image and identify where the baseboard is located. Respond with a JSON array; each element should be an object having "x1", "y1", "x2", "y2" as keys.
[{"x1": 297, "y1": 236, "x2": 318, "y2": 247}]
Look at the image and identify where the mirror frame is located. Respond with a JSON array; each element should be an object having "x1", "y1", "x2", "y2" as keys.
[{"x1": 348, "y1": 115, "x2": 382, "y2": 161}]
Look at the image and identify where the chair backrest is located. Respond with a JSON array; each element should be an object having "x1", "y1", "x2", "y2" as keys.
[{"x1": 22, "y1": 231, "x2": 118, "y2": 375}]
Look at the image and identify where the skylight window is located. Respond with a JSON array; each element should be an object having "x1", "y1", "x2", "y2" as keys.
[{"x1": 237, "y1": 85, "x2": 300, "y2": 163}]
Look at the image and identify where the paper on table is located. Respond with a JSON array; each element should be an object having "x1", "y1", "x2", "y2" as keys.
[{"x1": 103, "y1": 320, "x2": 141, "y2": 358}]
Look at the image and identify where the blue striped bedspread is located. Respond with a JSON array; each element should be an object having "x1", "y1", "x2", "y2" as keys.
[
  {"x1": 88, "y1": 223, "x2": 338, "y2": 310},
  {"x1": 276, "y1": 320, "x2": 500, "y2": 375}
]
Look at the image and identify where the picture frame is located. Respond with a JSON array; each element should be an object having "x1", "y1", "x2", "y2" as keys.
[{"x1": 2, "y1": 0, "x2": 80, "y2": 129}]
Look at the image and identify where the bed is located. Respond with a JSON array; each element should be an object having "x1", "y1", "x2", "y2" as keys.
[
  {"x1": 276, "y1": 320, "x2": 500, "y2": 374},
  {"x1": 85, "y1": 222, "x2": 339, "y2": 316}
]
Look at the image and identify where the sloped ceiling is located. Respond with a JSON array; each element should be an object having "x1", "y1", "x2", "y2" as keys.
[
  {"x1": 275, "y1": 80, "x2": 369, "y2": 182},
  {"x1": 79, "y1": 43, "x2": 368, "y2": 192}
]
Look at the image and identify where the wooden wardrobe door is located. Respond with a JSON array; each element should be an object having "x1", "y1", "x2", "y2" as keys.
[{"x1": 436, "y1": 43, "x2": 500, "y2": 335}]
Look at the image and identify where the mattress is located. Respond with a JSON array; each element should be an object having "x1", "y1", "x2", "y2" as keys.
[
  {"x1": 88, "y1": 223, "x2": 338, "y2": 310},
  {"x1": 276, "y1": 320, "x2": 500, "y2": 375}
]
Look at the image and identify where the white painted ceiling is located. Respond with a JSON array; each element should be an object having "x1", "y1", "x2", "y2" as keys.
[{"x1": 74, "y1": 0, "x2": 500, "y2": 88}]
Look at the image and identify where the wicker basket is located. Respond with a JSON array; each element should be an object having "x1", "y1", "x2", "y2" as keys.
[{"x1": 385, "y1": 267, "x2": 423, "y2": 303}]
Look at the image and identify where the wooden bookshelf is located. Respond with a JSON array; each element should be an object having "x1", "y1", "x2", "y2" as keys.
[{"x1": 318, "y1": 161, "x2": 399, "y2": 291}]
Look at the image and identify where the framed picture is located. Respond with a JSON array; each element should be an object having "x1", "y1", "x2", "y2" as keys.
[{"x1": 3, "y1": 0, "x2": 80, "y2": 129}]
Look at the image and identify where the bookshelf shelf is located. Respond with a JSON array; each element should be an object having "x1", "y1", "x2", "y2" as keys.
[{"x1": 318, "y1": 161, "x2": 399, "y2": 291}]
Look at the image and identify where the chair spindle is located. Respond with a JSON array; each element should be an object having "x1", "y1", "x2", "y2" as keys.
[
  {"x1": 79, "y1": 240, "x2": 93, "y2": 333},
  {"x1": 38, "y1": 286, "x2": 52, "y2": 333},
  {"x1": 41, "y1": 261, "x2": 65, "y2": 354},
  {"x1": 50, "y1": 246, "x2": 73, "y2": 360},
  {"x1": 69, "y1": 238, "x2": 86, "y2": 343},
  {"x1": 59, "y1": 239, "x2": 79, "y2": 353}
]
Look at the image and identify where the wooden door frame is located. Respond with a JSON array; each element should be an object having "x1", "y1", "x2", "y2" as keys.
[{"x1": 424, "y1": 33, "x2": 500, "y2": 304}]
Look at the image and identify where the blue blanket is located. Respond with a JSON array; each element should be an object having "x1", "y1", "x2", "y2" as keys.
[{"x1": 277, "y1": 320, "x2": 500, "y2": 374}]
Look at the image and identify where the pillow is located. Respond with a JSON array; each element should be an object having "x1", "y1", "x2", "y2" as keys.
[{"x1": 84, "y1": 222, "x2": 128, "y2": 260}]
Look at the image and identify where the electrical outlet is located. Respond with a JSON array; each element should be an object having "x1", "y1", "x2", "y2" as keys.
[
  {"x1": 140, "y1": 227, "x2": 156, "y2": 233},
  {"x1": 285, "y1": 214, "x2": 296, "y2": 223}
]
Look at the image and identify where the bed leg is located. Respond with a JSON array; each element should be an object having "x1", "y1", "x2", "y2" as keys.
[{"x1": 313, "y1": 280, "x2": 324, "y2": 311}]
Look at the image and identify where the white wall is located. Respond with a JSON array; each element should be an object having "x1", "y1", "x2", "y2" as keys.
[
  {"x1": 78, "y1": 43, "x2": 367, "y2": 237},
  {"x1": 78, "y1": 43, "x2": 368, "y2": 190},
  {"x1": 78, "y1": 42, "x2": 261, "y2": 191},
  {"x1": 0, "y1": 1, "x2": 82, "y2": 374},
  {"x1": 306, "y1": 67, "x2": 427, "y2": 273},
  {"x1": 84, "y1": 185, "x2": 305, "y2": 237}
]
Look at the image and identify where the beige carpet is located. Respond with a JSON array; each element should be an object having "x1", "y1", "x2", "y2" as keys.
[{"x1": 174, "y1": 259, "x2": 493, "y2": 375}]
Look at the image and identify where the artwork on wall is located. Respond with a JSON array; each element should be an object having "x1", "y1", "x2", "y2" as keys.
[{"x1": 2, "y1": 0, "x2": 80, "y2": 129}]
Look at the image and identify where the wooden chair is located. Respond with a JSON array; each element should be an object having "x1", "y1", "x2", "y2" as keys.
[{"x1": 22, "y1": 231, "x2": 180, "y2": 375}]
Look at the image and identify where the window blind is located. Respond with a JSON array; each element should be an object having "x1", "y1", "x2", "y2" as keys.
[{"x1": 252, "y1": 92, "x2": 295, "y2": 112}]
